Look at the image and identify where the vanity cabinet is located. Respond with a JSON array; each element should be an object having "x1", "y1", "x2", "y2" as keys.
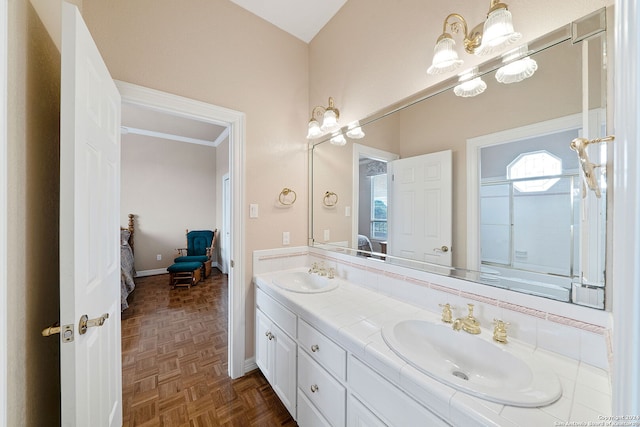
[
  {"x1": 298, "y1": 349, "x2": 346, "y2": 426},
  {"x1": 255, "y1": 291, "x2": 297, "y2": 417},
  {"x1": 255, "y1": 286, "x2": 449, "y2": 426},
  {"x1": 349, "y1": 356, "x2": 450, "y2": 427},
  {"x1": 347, "y1": 395, "x2": 386, "y2": 427}
]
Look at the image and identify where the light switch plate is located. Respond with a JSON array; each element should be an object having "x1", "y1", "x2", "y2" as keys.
[
  {"x1": 282, "y1": 231, "x2": 290, "y2": 245},
  {"x1": 249, "y1": 203, "x2": 259, "y2": 218},
  {"x1": 324, "y1": 229, "x2": 330, "y2": 241}
]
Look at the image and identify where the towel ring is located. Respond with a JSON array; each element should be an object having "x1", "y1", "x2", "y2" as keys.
[
  {"x1": 323, "y1": 191, "x2": 338, "y2": 207},
  {"x1": 278, "y1": 188, "x2": 297, "y2": 206}
]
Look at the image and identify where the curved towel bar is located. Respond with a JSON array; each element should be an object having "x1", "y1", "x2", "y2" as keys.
[{"x1": 570, "y1": 135, "x2": 614, "y2": 198}]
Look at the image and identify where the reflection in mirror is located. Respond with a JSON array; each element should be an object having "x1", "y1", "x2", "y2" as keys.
[{"x1": 310, "y1": 10, "x2": 609, "y2": 308}]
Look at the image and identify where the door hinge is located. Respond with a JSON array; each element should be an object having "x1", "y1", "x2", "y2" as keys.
[{"x1": 231, "y1": 259, "x2": 235, "y2": 268}]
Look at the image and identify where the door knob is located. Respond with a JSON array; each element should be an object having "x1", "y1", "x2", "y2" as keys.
[{"x1": 434, "y1": 246, "x2": 449, "y2": 253}]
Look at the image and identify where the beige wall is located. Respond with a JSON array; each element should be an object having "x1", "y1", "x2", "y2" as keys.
[
  {"x1": 309, "y1": 0, "x2": 614, "y2": 124},
  {"x1": 81, "y1": 0, "x2": 309, "y2": 359},
  {"x1": 7, "y1": 1, "x2": 62, "y2": 424},
  {"x1": 121, "y1": 135, "x2": 218, "y2": 272}
]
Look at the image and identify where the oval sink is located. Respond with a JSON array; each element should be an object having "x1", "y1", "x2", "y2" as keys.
[
  {"x1": 272, "y1": 271, "x2": 339, "y2": 293},
  {"x1": 381, "y1": 320, "x2": 561, "y2": 407}
]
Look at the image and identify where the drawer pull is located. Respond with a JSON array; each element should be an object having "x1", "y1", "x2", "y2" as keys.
[
  {"x1": 310, "y1": 384, "x2": 319, "y2": 393},
  {"x1": 265, "y1": 331, "x2": 274, "y2": 340},
  {"x1": 311, "y1": 344, "x2": 319, "y2": 352}
]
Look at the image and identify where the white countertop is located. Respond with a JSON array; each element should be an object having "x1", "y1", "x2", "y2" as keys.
[{"x1": 255, "y1": 268, "x2": 613, "y2": 427}]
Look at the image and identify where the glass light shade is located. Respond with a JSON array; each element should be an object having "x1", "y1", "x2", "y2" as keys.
[
  {"x1": 320, "y1": 109, "x2": 339, "y2": 132},
  {"x1": 476, "y1": 7, "x2": 521, "y2": 56},
  {"x1": 495, "y1": 57, "x2": 538, "y2": 84},
  {"x1": 346, "y1": 121, "x2": 365, "y2": 139},
  {"x1": 453, "y1": 77, "x2": 487, "y2": 97},
  {"x1": 427, "y1": 35, "x2": 463, "y2": 75},
  {"x1": 306, "y1": 119, "x2": 323, "y2": 139},
  {"x1": 330, "y1": 132, "x2": 347, "y2": 146}
]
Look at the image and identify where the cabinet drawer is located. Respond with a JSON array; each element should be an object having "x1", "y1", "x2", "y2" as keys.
[
  {"x1": 298, "y1": 318, "x2": 346, "y2": 380},
  {"x1": 348, "y1": 356, "x2": 450, "y2": 427},
  {"x1": 256, "y1": 288, "x2": 296, "y2": 338},
  {"x1": 297, "y1": 389, "x2": 331, "y2": 427},
  {"x1": 298, "y1": 350, "x2": 346, "y2": 427}
]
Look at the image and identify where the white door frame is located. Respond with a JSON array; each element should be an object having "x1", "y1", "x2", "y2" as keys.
[
  {"x1": 0, "y1": 0, "x2": 8, "y2": 424},
  {"x1": 351, "y1": 143, "x2": 399, "y2": 249},
  {"x1": 613, "y1": 0, "x2": 640, "y2": 414},
  {"x1": 466, "y1": 112, "x2": 585, "y2": 271},
  {"x1": 222, "y1": 173, "x2": 230, "y2": 275},
  {"x1": 115, "y1": 81, "x2": 246, "y2": 379}
]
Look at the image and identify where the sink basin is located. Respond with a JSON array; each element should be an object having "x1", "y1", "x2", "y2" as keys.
[
  {"x1": 381, "y1": 320, "x2": 561, "y2": 407},
  {"x1": 272, "y1": 271, "x2": 339, "y2": 293}
]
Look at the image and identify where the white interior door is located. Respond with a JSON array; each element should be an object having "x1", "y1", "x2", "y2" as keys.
[
  {"x1": 388, "y1": 150, "x2": 452, "y2": 266},
  {"x1": 60, "y1": 3, "x2": 122, "y2": 426}
]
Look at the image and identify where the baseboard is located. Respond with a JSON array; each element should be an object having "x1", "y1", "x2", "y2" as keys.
[
  {"x1": 136, "y1": 269, "x2": 168, "y2": 277},
  {"x1": 244, "y1": 357, "x2": 258, "y2": 374}
]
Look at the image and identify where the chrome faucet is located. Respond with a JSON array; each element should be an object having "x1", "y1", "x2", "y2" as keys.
[{"x1": 452, "y1": 303, "x2": 481, "y2": 335}]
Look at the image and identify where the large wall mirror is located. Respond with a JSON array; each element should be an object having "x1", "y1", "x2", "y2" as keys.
[{"x1": 310, "y1": 9, "x2": 610, "y2": 309}]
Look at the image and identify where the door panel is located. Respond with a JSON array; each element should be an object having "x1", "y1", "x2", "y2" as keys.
[
  {"x1": 60, "y1": 3, "x2": 122, "y2": 425},
  {"x1": 389, "y1": 150, "x2": 452, "y2": 266}
]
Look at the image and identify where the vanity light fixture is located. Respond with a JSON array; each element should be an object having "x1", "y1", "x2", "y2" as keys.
[
  {"x1": 346, "y1": 121, "x2": 366, "y2": 139},
  {"x1": 427, "y1": 0, "x2": 521, "y2": 75},
  {"x1": 453, "y1": 68, "x2": 487, "y2": 97},
  {"x1": 495, "y1": 45, "x2": 538, "y2": 84},
  {"x1": 329, "y1": 131, "x2": 347, "y2": 146},
  {"x1": 306, "y1": 97, "x2": 341, "y2": 139}
]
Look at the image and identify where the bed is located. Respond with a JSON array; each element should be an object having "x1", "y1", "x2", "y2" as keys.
[{"x1": 121, "y1": 213, "x2": 136, "y2": 311}]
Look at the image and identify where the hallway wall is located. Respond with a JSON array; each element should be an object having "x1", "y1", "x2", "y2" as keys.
[{"x1": 6, "y1": 1, "x2": 62, "y2": 424}]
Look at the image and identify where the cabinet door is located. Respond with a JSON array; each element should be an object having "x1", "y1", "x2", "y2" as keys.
[
  {"x1": 348, "y1": 394, "x2": 387, "y2": 427},
  {"x1": 273, "y1": 326, "x2": 297, "y2": 416},
  {"x1": 298, "y1": 389, "x2": 332, "y2": 427},
  {"x1": 255, "y1": 310, "x2": 273, "y2": 381}
]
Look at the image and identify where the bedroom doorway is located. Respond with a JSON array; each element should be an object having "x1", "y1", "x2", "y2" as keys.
[{"x1": 117, "y1": 81, "x2": 246, "y2": 379}]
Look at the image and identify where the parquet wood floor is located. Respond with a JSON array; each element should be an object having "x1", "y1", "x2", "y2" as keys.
[{"x1": 121, "y1": 270, "x2": 297, "y2": 427}]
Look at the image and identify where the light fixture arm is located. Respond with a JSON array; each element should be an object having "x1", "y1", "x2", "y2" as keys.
[
  {"x1": 440, "y1": 13, "x2": 482, "y2": 54},
  {"x1": 309, "y1": 97, "x2": 340, "y2": 121},
  {"x1": 488, "y1": 0, "x2": 509, "y2": 14}
]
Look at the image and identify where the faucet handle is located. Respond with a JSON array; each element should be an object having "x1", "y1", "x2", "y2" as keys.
[
  {"x1": 308, "y1": 262, "x2": 318, "y2": 273},
  {"x1": 493, "y1": 319, "x2": 510, "y2": 344},
  {"x1": 327, "y1": 268, "x2": 335, "y2": 279},
  {"x1": 439, "y1": 303, "x2": 455, "y2": 323}
]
